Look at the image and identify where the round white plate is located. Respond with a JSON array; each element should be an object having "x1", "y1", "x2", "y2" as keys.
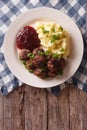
[{"x1": 4, "y1": 7, "x2": 84, "y2": 88}]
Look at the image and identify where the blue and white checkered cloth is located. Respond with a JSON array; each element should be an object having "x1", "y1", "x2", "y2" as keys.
[{"x1": 0, "y1": 0, "x2": 87, "y2": 95}]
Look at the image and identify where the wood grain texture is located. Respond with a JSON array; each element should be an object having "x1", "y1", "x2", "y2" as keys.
[
  {"x1": 24, "y1": 85, "x2": 47, "y2": 130},
  {"x1": 69, "y1": 86, "x2": 87, "y2": 130},
  {"x1": 3, "y1": 86, "x2": 25, "y2": 130},
  {"x1": 47, "y1": 86, "x2": 70, "y2": 130},
  {"x1": 0, "y1": 84, "x2": 87, "y2": 130},
  {"x1": 0, "y1": 94, "x2": 4, "y2": 130}
]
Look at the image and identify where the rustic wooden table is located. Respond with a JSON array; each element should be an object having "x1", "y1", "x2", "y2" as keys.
[{"x1": 0, "y1": 84, "x2": 87, "y2": 130}]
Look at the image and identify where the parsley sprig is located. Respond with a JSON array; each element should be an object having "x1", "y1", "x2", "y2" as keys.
[
  {"x1": 60, "y1": 48, "x2": 65, "y2": 52},
  {"x1": 59, "y1": 26, "x2": 63, "y2": 31},
  {"x1": 38, "y1": 51, "x2": 45, "y2": 56},
  {"x1": 41, "y1": 27, "x2": 49, "y2": 34},
  {"x1": 51, "y1": 34, "x2": 60, "y2": 43},
  {"x1": 28, "y1": 53, "x2": 35, "y2": 59}
]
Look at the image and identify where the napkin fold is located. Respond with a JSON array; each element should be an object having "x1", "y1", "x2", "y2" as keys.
[{"x1": 0, "y1": 0, "x2": 87, "y2": 95}]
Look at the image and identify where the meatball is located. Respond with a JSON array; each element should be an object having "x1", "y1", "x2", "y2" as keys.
[
  {"x1": 19, "y1": 49, "x2": 30, "y2": 60},
  {"x1": 26, "y1": 59, "x2": 36, "y2": 72},
  {"x1": 59, "y1": 58, "x2": 66, "y2": 69},
  {"x1": 47, "y1": 58, "x2": 60, "y2": 72},
  {"x1": 34, "y1": 68, "x2": 47, "y2": 78},
  {"x1": 48, "y1": 71, "x2": 57, "y2": 77},
  {"x1": 33, "y1": 47, "x2": 44, "y2": 56},
  {"x1": 34, "y1": 55, "x2": 47, "y2": 68}
]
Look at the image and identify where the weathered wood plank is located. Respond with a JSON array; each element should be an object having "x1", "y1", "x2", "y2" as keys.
[
  {"x1": 47, "y1": 86, "x2": 70, "y2": 130},
  {"x1": 3, "y1": 85, "x2": 25, "y2": 130},
  {"x1": 0, "y1": 94, "x2": 4, "y2": 130},
  {"x1": 70, "y1": 86, "x2": 87, "y2": 130},
  {"x1": 24, "y1": 85, "x2": 47, "y2": 130},
  {"x1": 0, "y1": 84, "x2": 87, "y2": 130}
]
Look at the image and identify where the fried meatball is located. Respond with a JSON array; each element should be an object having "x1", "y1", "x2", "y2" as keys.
[
  {"x1": 19, "y1": 49, "x2": 30, "y2": 60},
  {"x1": 59, "y1": 58, "x2": 66, "y2": 69},
  {"x1": 34, "y1": 55, "x2": 47, "y2": 68},
  {"x1": 26, "y1": 59, "x2": 36, "y2": 72},
  {"x1": 48, "y1": 71, "x2": 57, "y2": 77},
  {"x1": 47, "y1": 58, "x2": 60, "y2": 72},
  {"x1": 32, "y1": 47, "x2": 44, "y2": 56},
  {"x1": 34, "y1": 68, "x2": 47, "y2": 78}
]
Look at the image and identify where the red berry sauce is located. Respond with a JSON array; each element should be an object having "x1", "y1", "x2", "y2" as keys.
[{"x1": 16, "y1": 26, "x2": 40, "y2": 51}]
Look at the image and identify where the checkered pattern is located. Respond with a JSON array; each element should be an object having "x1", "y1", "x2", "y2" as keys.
[{"x1": 0, "y1": 0, "x2": 87, "y2": 95}]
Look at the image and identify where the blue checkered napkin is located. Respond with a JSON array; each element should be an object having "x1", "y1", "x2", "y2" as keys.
[{"x1": 0, "y1": 0, "x2": 87, "y2": 95}]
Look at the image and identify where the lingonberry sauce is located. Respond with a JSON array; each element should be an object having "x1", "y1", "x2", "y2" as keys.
[{"x1": 16, "y1": 26, "x2": 40, "y2": 51}]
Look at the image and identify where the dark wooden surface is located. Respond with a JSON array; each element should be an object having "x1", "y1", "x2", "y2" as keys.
[{"x1": 0, "y1": 84, "x2": 87, "y2": 130}]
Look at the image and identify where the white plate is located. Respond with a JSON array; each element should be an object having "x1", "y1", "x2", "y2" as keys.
[{"x1": 4, "y1": 7, "x2": 84, "y2": 88}]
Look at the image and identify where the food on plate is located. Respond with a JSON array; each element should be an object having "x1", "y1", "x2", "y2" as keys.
[
  {"x1": 16, "y1": 22, "x2": 70, "y2": 78},
  {"x1": 18, "y1": 47, "x2": 67, "y2": 78},
  {"x1": 35, "y1": 22, "x2": 70, "y2": 57},
  {"x1": 34, "y1": 68, "x2": 47, "y2": 78},
  {"x1": 47, "y1": 58, "x2": 62, "y2": 72},
  {"x1": 26, "y1": 59, "x2": 36, "y2": 71},
  {"x1": 16, "y1": 26, "x2": 40, "y2": 51},
  {"x1": 19, "y1": 49, "x2": 30, "y2": 60},
  {"x1": 34, "y1": 54, "x2": 47, "y2": 68},
  {"x1": 32, "y1": 47, "x2": 44, "y2": 56}
]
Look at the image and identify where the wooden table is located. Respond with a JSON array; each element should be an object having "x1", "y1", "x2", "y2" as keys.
[{"x1": 0, "y1": 84, "x2": 87, "y2": 130}]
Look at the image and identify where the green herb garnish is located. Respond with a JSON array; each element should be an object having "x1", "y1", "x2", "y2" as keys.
[
  {"x1": 51, "y1": 34, "x2": 59, "y2": 43},
  {"x1": 29, "y1": 69, "x2": 33, "y2": 73},
  {"x1": 38, "y1": 51, "x2": 45, "y2": 56},
  {"x1": 52, "y1": 53, "x2": 62, "y2": 59},
  {"x1": 52, "y1": 53, "x2": 59, "y2": 58},
  {"x1": 60, "y1": 48, "x2": 65, "y2": 52},
  {"x1": 41, "y1": 27, "x2": 44, "y2": 30},
  {"x1": 43, "y1": 30, "x2": 49, "y2": 34},
  {"x1": 28, "y1": 53, "x2": 35, "y2": 59},
  {"x1": 51, "y1": 38, "x2": 56, "y2": 43},
  {"x1": 45, "y1": 50, "x2": 51, "y2": 56},
  {"x1": 41, "y1": 27, "x2": 49, "y2": 34},
  {"x1": 28, "y1": 63, "x2": 33, "y2": 67},
  {"x1": 57, "y1": 54, "x2": 62, "y2": 59},
  {"x1": 21, "y1": 60, "x2": 26, "y2": 65},
  {"x1": 52, "y1": 34, "x2": 59, "y2": 40},
  {"x1": 41, "y1": 67, "x2": 48, "y2": 72},
  {"x1": 58, "y1": 69, "x2": 63, "y2": 76},
  {"x1": 59, "y1": 26, "x2": 63, "y2": 31},
  {"x1": 51, "y1": 27, "x2": 55, "y2": 32}
]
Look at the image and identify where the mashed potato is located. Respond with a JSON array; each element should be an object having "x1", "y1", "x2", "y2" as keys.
[{"x1": 35, "y1": 22, "x2": 70, "y2": 58}]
